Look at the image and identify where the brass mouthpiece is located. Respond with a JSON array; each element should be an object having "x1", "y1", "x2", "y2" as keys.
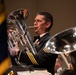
[{"x1": 28, "y1": 26, "x2": 34, "y2": 29}]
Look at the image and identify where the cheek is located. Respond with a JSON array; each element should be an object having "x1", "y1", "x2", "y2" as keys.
[{"x1": 39, "y1": 24, "x2": 46, "y2": 30}]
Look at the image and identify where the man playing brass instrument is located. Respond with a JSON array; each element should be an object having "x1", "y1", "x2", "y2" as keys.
[{"x1": 9, "y1": 11, "x2": 58, "y2": 75}]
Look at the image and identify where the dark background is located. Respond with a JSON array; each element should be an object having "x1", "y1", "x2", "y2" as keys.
[{"x1": 5, "y1": 0, "x2": 76, "y2": 37}]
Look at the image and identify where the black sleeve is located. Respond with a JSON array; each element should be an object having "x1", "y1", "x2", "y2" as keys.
[{"x1": 18, "y1": 48, "x2": 55, "y2": 65}]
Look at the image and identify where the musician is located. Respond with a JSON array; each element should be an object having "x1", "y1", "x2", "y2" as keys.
[
  {"x1": 54, "y1": 56, "x2": 63, "y2": 75},
  {"x1": 59, "y1": 51, "x2": 76, "y2": 75},
  {"x1": 68, "y1": 51, "x2": 76, "y2": 74},
  {"x1": 9, "y1": 11, "x2": 58, "y2": 75}
]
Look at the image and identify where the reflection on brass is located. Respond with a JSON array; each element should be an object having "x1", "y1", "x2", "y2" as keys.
[
  {"x1": 45, "y1": 27, "x2": 76, "y2": 54},
  {"x1": 7, "y1": 8, "x2": 37, "y2": 55},
  {"x1": 8, "y1": 71, "x2": 15, "y2": 75}
]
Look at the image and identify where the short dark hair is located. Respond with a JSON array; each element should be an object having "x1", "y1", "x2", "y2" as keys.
[
  {"x1": 57, "y1": 57, "x2": 63, "y2": 63},
  {"x1": 37, "y1": 11, "x2": 53, "y2": 31}
]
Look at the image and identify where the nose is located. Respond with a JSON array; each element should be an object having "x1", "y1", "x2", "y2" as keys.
[
  {"x1": 34, "y1": 20, "x2": 36, "y2": 24},
  {"x1": 34, "y1": 21, "x2": 37, "y2": 26}
]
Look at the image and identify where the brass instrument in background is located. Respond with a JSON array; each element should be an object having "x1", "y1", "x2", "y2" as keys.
[
  {"x1": 44, "y1": 27, "x2": 76, "y2": 68},
  {"x1": 44, "y1": 27, "x2": 76, "y2": 54},
  {"x1": 7, "y1": 8, "x2": 37, "y2": 54}
]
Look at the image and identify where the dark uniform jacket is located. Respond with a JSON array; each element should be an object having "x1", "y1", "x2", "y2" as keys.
[{"x1": 17, "y1": 32, "x2": 58, "y2": 75}]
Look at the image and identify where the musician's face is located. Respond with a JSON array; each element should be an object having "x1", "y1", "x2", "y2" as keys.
[
  {"x1": 54, "y1": 58, "x2": 63, "y2": 71},
  {"x1": 34, "y1": 15, "x2": 50, "y2": 35}
]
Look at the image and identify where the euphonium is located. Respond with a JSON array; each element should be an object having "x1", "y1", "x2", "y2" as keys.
[
  {"x1": 7, "y1": 8, "x2": 37, "y2": 54},
  {"x1": 44, "y1": 27, "x2": 76, "y2": 54},
  {"x1": 44, "y1": 27, "x2": 76, "y2": 68}
]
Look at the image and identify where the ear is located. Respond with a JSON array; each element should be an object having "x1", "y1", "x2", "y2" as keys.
[{"x1": 46, "y1": 22, "x2": 51, "y2": 28}]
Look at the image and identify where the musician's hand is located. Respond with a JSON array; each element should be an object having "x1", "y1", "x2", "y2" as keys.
[
  {"x1": 9, "y1": 45, "x2": 19, "y2": 56},
  {"x1": 23, "y1": 9, "x2": 29, "y2": 19}
]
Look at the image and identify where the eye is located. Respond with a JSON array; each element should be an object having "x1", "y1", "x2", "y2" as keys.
[
  {"x1": 37, "y1": 20, "x2": 42, "y2": 22},
  {"x1": 35, "y1": 19, "x2": 42, "y2": 22}
]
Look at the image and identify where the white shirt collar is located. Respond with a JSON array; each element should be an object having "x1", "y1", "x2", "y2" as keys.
[{"x1": 40, "y1": 32, "x2": 48, "y2": 38}]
